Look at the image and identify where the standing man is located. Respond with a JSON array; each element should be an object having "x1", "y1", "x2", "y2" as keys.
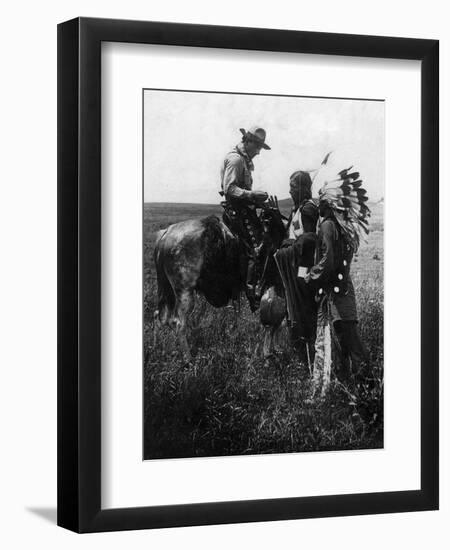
[
  {"x1": 220, "y1": 126, "x2": 271, "y2": 310},
  {"x1": 274, "y1": 170, "x2": 319, "y2": 355},
  {"x1": 305, "y1": 169, "x2": 370, "y2": 396},
  {"x1": 287, "y1": 170, "x2": 319, "y2": 237}
]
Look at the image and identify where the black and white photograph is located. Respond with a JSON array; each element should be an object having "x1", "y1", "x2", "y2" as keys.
[
  {"x1": 143, "y1": 89, "x2": 384, "y2": 459},
  {"x1": 0, "y1": 0, "x2": 445, "y2": 544}
]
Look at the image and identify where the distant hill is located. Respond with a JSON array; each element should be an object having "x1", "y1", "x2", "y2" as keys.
[
  {"x1": 147, "y1": 202, "x2": 222, "y2": 211},
  {"x1": 276, "y1": 197, "x2": 292, "y2": 215},
  {"x1": 146, "y1": 199, "x2": 382, "y2": 219}
]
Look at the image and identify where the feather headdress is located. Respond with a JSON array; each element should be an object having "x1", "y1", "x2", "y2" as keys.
[{"x1": 312, "y1": 152, "x2": 371, "y2": 252}]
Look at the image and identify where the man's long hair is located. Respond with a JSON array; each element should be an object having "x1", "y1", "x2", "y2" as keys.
[{"x1": 289, "y1": 171, "x2": 313, "y2": 209}]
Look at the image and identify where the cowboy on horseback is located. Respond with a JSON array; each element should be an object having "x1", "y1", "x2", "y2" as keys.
[{"x1": 220, "y1": 126, "x2": 271, "y2": 311}]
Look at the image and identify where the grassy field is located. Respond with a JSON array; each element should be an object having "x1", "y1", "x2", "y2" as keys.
[{"x1": 143, "y1": 200, "x2": 384, "y2": 459}]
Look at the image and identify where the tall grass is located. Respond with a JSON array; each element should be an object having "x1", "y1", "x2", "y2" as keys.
[{"x1": 143, "y1": 203, "x2": 384, "y2": 459}]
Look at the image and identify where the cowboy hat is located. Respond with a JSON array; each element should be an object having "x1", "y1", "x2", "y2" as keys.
[{"x1": 239, "y1": 126, "x2": 271, "y2": 150}]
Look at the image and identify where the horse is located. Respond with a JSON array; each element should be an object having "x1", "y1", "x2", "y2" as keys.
[{"x1": 153, "y1": 203, "x2": 287, "y2": 357}]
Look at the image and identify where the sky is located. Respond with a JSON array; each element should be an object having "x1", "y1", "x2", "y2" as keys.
[{"x1": 144, "y1": 89, "x2": 384, "y2": 204}]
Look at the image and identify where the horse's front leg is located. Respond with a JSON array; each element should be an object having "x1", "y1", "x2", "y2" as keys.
[
  {"x1": 231, "y1": 297, "x2": 241, "y2": 329},
  {"x1": 153, "y1": 310, "x2": 160, "y2": 347},
  {"x1": 262, "y1": 325, "x2": 275, "y2": 358},
  {"x1": 173, "y1": 288, "x2": 194, "y2": 361}
]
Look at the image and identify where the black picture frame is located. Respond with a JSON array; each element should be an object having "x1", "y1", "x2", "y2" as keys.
[{"x1": 57, "y1": 17, "x2": 439, "y2": 533}]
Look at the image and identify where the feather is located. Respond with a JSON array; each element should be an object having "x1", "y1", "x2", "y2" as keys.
[
  {"x1": 321, "y1": 151, "x2": 333, "y2": 165},
  {"x1": 340, "y1": 184, "x2": 352, "y2": 193},
  {"x1": 317, "y1": 161, "x2": 371, "y2": 251},
  {"x1": 338, "y1": 165, "x2": 353, "y2": 177},
  {"x1": 341, "y1": 197, "x2": 352, "y2": 208},
  {"x1": 346, "y1": 171, "x2": 360, "y2": 180}
]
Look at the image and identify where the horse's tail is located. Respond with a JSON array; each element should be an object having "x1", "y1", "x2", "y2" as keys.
[
  {"x1": 153, "y1": 229, "x2": 175, "y2": 322},
  {"x1": 198, "y1": 215, "x2": 240, "y2": 307}
]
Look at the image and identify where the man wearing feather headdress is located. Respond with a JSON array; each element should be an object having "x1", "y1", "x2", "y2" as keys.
[{"x1": 305, "y1": 162, "x2": 370, "y2": 396}]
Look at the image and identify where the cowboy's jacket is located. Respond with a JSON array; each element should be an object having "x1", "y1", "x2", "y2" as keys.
[{"x1": 220, "y1": 143, "x2": 256, "y2": 204}]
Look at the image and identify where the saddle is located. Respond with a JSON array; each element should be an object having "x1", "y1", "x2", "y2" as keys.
[
  {"x1": 220, "y1": 199, "x2": 267, "y2": 311},
  {"x1": 220, "y1": 200, "x2": 262, "y2": 248}
]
